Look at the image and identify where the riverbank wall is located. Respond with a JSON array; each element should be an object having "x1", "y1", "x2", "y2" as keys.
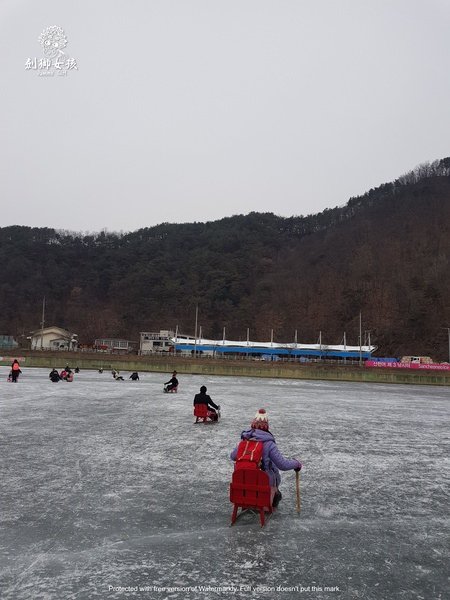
[{"x1": 2, "y1": 351, "x2": 450, "y2": 386}]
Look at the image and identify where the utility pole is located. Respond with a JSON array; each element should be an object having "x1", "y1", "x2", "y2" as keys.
[
  {"x1": 343, "y1": 331, "x2": 347, "y2": 364},
  {"x1": 194, "y1": 304, "x2": 198, "y2": 358},
  {"x1": 359, "y1": 311, "x2": 362, "y2": 367},
  {"x1": 40, "y1": 296, "x2": 45, "y2": 350}
]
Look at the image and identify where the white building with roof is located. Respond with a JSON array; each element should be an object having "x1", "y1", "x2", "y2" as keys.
[
  {"x1": 139, "y1": 330, "x2": 174, "y2": 354},
  {"x1": 29, "y1": 326, "x2": 78, "y2": 351}
]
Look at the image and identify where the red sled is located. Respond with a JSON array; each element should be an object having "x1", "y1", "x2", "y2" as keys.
[
  {"x1": 229, "y1": 468, "x2": 275, "y2": 527},
  {"x1": 193, "y1": 404, "x2": 219, "y2": 424}
]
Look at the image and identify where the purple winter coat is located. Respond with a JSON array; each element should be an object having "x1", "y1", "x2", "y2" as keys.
[{"x1": 230, "y1": 428, "x2": 301, "y2": 487}]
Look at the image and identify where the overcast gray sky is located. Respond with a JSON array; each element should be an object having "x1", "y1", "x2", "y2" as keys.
[{"x1": 1, "y1": 0, "x2": 449, "y2": 233}]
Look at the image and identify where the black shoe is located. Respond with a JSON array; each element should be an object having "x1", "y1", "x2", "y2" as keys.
[{"x1": 273, "y1": 491, "x2": 282, "y2": 508}]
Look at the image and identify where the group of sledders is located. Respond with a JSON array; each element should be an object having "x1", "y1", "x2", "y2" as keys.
[
  {"x1": 191, "y1": 379, "x2": 302, "y2": 509},
  {"x1": 111, "y1": 370, "x2": 139, "y2": 381},
  {"x1": 49, "y1": 365, "x2": 79, "y2": 382},
  {"x1": 52, "y1": 360, "x2": 301, "y2": 512},
  {"x1": 44, "y1": 361, "x2": 301, "y2": 511}
]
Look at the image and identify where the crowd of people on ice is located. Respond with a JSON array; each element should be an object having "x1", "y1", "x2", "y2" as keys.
[
  {"x1": 48, "y1": 365, "x2": 80, "y2": 382},
  {"x1": 5, "y1": 361, "x2": 302, "y2": 514}
]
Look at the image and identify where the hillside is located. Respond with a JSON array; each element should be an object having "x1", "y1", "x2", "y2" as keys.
[{"x1": 1, "y1": 159, "x2": 450, "y2": 359}]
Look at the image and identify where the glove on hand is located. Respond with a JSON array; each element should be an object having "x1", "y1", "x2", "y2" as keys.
[{"x1": 294, "y1": 461, "x2": 302, "y2": 472}]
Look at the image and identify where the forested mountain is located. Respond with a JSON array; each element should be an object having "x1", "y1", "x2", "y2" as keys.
[{"x1": 2, "y1": 158, "x2": 450, "y2": 359}]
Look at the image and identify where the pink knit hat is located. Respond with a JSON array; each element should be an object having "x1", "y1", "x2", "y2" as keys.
[{"x1": 251, "y1": 408, "x2": 269, "y2": 431}]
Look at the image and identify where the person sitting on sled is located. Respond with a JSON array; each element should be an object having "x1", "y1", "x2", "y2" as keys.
[
  {"x1": 193, "y1": 385, "x2": 220, "y2": 420},
  {"x1": 164, "y1": 371, "x2": 178, "y2": 392},
  {"x1": 130, "y1": 372, "x2": 139, "y2": 381},
  {"x1": 11, "y1": 359, "x2": 22, "y2": 383},
  {"x1": 230, "y1": 408, "x2": 301, "y2": 507},
  {"x1": 49, "y1": 368, "x2": 60, "y2": 382}
]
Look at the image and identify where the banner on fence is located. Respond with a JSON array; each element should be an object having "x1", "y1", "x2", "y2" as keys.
[{"x1": 366, "y1": 361, "x2": 450, "y2": 371}]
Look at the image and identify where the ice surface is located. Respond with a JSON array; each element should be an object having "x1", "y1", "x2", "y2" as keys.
[{"x1": 0, "y1": 367, "x2": 448, "y2": 599}]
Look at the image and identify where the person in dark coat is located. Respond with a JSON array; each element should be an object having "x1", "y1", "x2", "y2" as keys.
[
  {"x1": 193, "y1": 385, "x2": 220, "y2": 420},
  {"x1": 11, "y1": 359, "x2": 21, "y2": 383},
  {"x1": 49, "y1": 368, "x2": 60, "y2": 382},
  {"x1": 130, "y1": 372, "x2": 139, "y2": 381},
  {"x1": 164, "y1": 371, "x2": 178, "y2": 392},
  {"x1": 230, "y1": 408, "x2": 302, "y2": 507}
]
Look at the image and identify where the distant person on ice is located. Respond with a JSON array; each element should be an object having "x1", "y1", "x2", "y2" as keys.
[
  {"x1": 193, "y1": 385, "x2": 220, "y2": 420},
  {"x1": 112, "y1": 370, "x2": 124, "y2": 381},
  {"x1": 164, "y1": 371, "x2": 178, "y2": 392},
  {"x1": 130, "y1": 372, "x2": 139, "y2": 381},
  {"x1": 49, "y1": 368, "x2": 60, "y2": 382},
  {"x1": 230, "y1": 408, "x2": 302, "y2": 507},
  {"x1": 11, "y1": 359, "x2": 21, "y2": 383}
]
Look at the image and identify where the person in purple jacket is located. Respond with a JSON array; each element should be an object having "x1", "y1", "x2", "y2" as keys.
[{"x1": 230, "y1": 408, "x2": 302, "y2": 507}]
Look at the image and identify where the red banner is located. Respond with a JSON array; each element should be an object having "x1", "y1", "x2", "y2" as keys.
[{"x1": 366, "y1": 361, "x2": 450, "y2": 371}]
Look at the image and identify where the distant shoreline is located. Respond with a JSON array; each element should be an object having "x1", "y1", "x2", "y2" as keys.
[{"x1": 2, "y1": 351, "x2": 450, "y2": 387}]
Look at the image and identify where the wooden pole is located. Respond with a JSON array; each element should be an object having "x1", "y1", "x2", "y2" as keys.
[
  {"x1": 296, "y1": 471, "x2": 301, "y2": 513},
  {"x1": 40, "y1": 296, "x2": 45, "y2": 350},
  {"x1": 359, "y1": 311, "x2": 362, "y2": 367},
  {"x1": 194, "y1": 304, "x2": 198, "y2": 357}
]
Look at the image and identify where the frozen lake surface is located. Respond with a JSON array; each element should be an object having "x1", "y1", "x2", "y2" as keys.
[{"x1": 0, "y1": 366, "x2": 448, "y2": 600}]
